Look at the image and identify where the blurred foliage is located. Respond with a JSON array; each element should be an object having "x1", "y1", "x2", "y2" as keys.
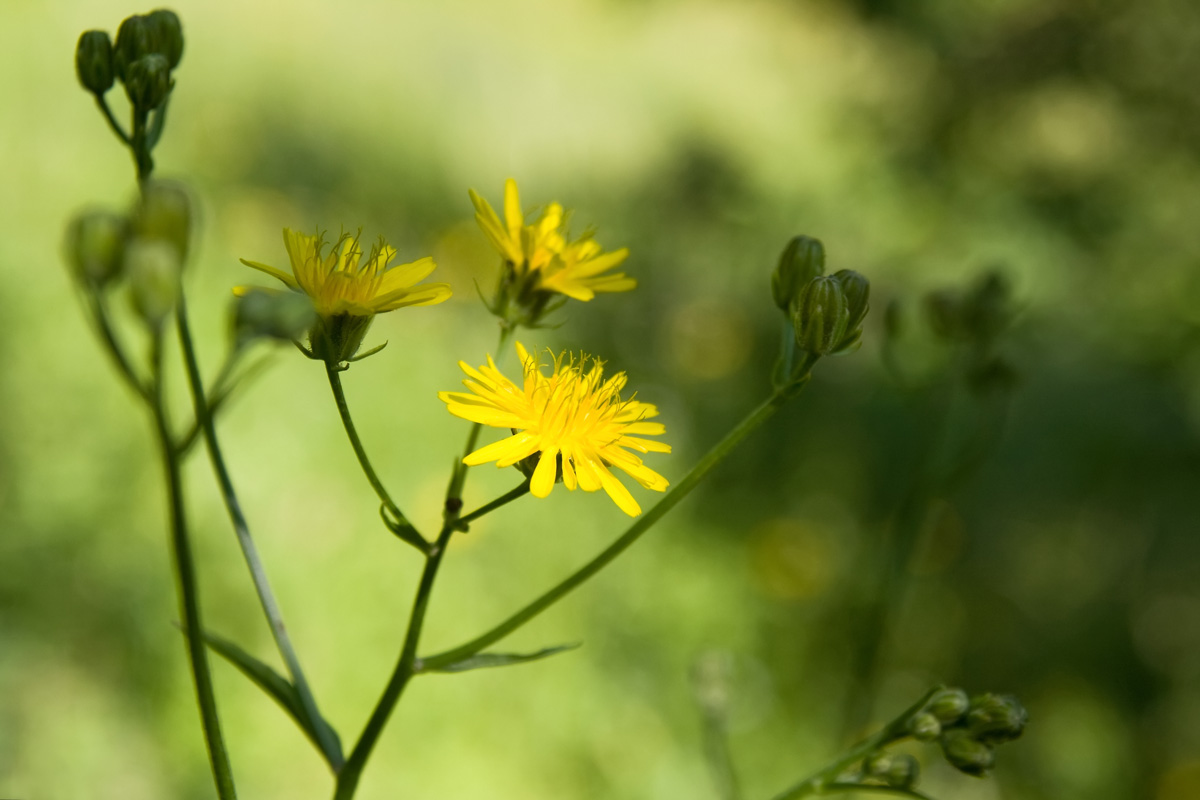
[{"x1": 3, "y1": 0, "x2": 1200, "y2": 798}]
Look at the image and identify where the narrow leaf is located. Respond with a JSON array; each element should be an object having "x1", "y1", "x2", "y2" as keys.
[
  {"x1": 424, "y1": 643, "x2": 581, "y2": 674},
  {"x1": 180, "y1": 626, "x2": 343, "y2": 769}
]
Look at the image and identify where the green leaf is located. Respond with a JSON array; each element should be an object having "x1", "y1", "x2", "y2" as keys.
[
  {"x1": 423, "y1": 643, "x2": 581, "y2": 673},
  {"x1": 182, "y1": 626, "x2": 343, "y2": 769}
]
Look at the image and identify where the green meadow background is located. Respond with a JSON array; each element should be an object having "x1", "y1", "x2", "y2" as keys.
[{"x1": 3, "y1": 0, "x2": 1200, "y2": 798}]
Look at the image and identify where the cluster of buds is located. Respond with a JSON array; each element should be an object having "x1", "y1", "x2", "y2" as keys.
[
  {"x1": 923, "y1": 270, "x2": 1018, "y2": 395},
  {"x1": 76, "y1": 9, "x2": 183, "y2": 113},
  {"x1": 901, "y1": 688, "x2": 1028, "y2": 777},
  {"x1": 772, "y1": 235, "x2": 871, "y2": 360},
  {"x1": 65, "y1": 181, "x2": 192, "y2": 331}
]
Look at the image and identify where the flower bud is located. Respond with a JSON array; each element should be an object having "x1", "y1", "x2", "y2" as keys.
[
  {"x1": 124, "y1": 53, "x2": 171, "y2": 111},
  {"x1": 233, "y1": 289, "x2": 318, "y2": 346},
  {"x1": 863, "y1": 751, "x2": 892, "y2": 778},
  {"x1": 75, "y1": 30, "x2": 114, "y2": 95},
  {"x1": 772, "y1": 235, "x2": 825, "y2": 312},
  {"x1": 962, "y1": 271, "x2": 1012, "y2": 343},
  {"x1": 792, "y1": 275, "x2": 848, "y2": 356},
  {"x1": 133, "y1": 181, "x2": 192, "y2": 260},
  {"x1": 940, "y1": 728, "x2": 995, "y2": 777},
  {"x1": 145, "y1": 9, "x2": 184, "y2": 69},
  {"x1": 884, "y1": 754, "x2": 919, "y2": 789},
  {"x1": 125, "y1": 238, "x2": 181, "y2": 328},
  {"x1": 66, "y1": 210, "x2": 127, "y2": 286},
  {"x1": 112, "y1": 14, "x2": 152, "y2": 82},
  {"x1": 926, "y1": 687, "x2": 970, "y2": 724},
  {"x1": 308, "y1": 312, "x2": 375, "y2": 365},
  {"x1": 907, "y1": 711, "x2": 941, "y2": 742},
  {"x1": 966, "y1": 693, "x2": 1027, "y2": 744}
]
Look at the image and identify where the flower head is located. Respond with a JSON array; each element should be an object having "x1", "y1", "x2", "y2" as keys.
[
  {"x1": 469, "y1": 179, "x2": 635, "y2": 324},
  {"x1": 439, "y1": 343, "x2": 669, "y2": 516},
  {"x1": 239, "y1": 227, "x2": 451, "y2": 364}
]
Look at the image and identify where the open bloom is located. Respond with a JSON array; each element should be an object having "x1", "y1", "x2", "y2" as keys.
[
  {"x1": 469, "y1": 179, "x2": 635, "y2": 304},
  {"x1": 240, "y1": 228, "x2": 451, "y2": 316},
  {"x1": 439, "y1": 343, "x2": 669, "y2": 516},
  {"x1": 239, "y1": 228, "x2": 451, "y2": 363}
]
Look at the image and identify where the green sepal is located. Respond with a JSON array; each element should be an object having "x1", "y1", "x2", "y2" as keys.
[
  {"x1": 420, "y1": 643, "x2": 581, "y2": 674},
  {"x1": 181, "y1": 626, "x2": 345, "y2": 770}
]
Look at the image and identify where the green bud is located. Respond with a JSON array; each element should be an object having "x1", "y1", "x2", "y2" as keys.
[
  {"x1": 75, "y1": 30, "x2": 114, "y2": 94},
  {"x1": 962, "y1": 271, "x2": 1012, "y2": 342},
  {"x1": 233, "y1": 289, "x2": 318, "y2": 346},
  {"x1": 113, "y1": 15, "x2": 152, "y2": 82},
  {"x1": 792, "y1": 275, "x2": 848, "y2": 356},
  {"x1": 966, "y1": 693, "x2": 1027, "y2": 744},
  {"x1": 924, "y1": 289, "x2": 963, "y2": 340},
  {"x1": 133, "y1": 181, "x2": 192, "y2": 260},
  {"x1": 308, "y1": 313, "x2": 375, "y2": 365},
  {"x1": 926, "y1": 688, "x2": 970, "y2": 724},
  {"x1": 125, "y1": 238, "x2": 181, "y2": 328},
  {"x1": 940, "y1": 728, "x2": 995, "y2": 777},
  {"x1": 863, "y1": 751, "x2": 892, "y2": 778},
  {"x1": 124, "y1": 53, "x2": 171, "y2": 111},
  {"x1": 885, "y1": 754, "x2": 919, "y2": 790},
  {"x1": 830, "y1": 269, "x2": 870, "y2": 353},
  {"x1": 772, "y1": 235, "x2": 825, "y2": 311},
  {"x1": 145, "y1": 9, "x2": 184, "y2": 69},
  {"x1": 907, "y1": 711, "x2": 941, "y2": 742},
  {"x1": 66, "y1": 209, "x2": 127, "y2": 286}
]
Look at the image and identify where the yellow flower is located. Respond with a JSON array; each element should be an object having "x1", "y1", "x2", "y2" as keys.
[
  {"x1": 239, "y1": 228, "x2": 451, "y2": 364},
  {"x1": 240, "y1": 228, "x2": 451, "y2": 317},
  {"x1": 439, "y1": 343, "x2": 670, "y2": 516},
  {"x1": 469, "y1": 179, "x2": 635, "y2": 305}
]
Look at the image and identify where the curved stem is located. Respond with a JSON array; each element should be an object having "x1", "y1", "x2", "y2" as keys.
[
  {"x1": 455, "y1": 481, "x2": 530, "y2": 529},
  {"x1": 176, "y1": 298, "x2": 342, "y2": 770},
  {"x1": 86, "y1": 290, "x2": 151, "y2": 402},
  {"x1": 92, "y1": 93, "x2": 131, "y2": 146},
  {"x1": 333, "y1": 523, "x2": 456, "y2": 800},
  {"x1": 422, "y1": 360, "x2": 817, "y2": 671},
  {"x1": 769, "y1": 688, "x2": 938, "y2": 800},
  {"x1": 325, "y1": 362, "x2": 425, "y2": 548},
  {"x1": 149, "y1": 331, "x2": 237, "y2": 799}
]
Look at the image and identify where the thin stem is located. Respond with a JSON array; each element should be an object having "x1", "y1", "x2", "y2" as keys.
[
  {"x1": 131, "y1": 106, "x2": 152, "y2": 183},
  {"x1": 333, "y1": 523, "x2": 456, "y2": 800},
  {"x1": 149, "y1": 331, "x2": 237, "y2": 799},
  {"x1": 455, "y1": 481, "x2": 530, "y2": 529},
  {"x1": 443, "y1": 325, "x2": 514, "y2": 517},
  {"x1": 86, "y1": 290, "x2": 152, "y2": 402},
  {"x1": 422, "y1": 359, "x2": 818, "y2": 671},
  {"x1": 769, "y1": 689, "x2": 938, "y2": 800},
  {"x1": 325, "y1": 362, "x2": 425, "y2": 548},
  {"x1": 176, "y1": 298, "x2": 342, "y2": 770},
  {"x1": 92, "y1": 93, "x2": 131, "y2": 145},
  {"x1": 175, "y1": 349, "x2": 245, "y2": 457}
]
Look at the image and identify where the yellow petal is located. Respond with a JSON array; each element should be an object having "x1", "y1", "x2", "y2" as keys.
[
  {"x1": 530, "y1": 446, "x2": 559, "y2": 498},
  {"x1": 504, "y1": 178, "x2": 523, "y2": 239},
  {"x1": 239, "y1": 259, "x2": 300, "y2": 290}
]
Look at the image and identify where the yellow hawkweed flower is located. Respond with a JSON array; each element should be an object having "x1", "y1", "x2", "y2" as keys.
[
  {"x1": 469, "y1": 179, "x2": 635, "y2": 322},
  {"x1": 439, "y1": 343, "x2": 670, "y2": 516},
  {"x1": 239, "y1": 228, "x2": 451, "y2": 363}
]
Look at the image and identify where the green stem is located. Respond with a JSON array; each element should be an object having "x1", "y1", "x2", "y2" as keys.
[
  {"x1": 131, "y1": 106, "x2": 152, "y2": 183},
  {"x1": 92, "y1": 93, "x2": 131, "y2": 146},
  {"x1": 333, "y1": 523, "x2": 456, "y2": 800},
  {"x1": 769, "y1": 689, "x2": 938, "y2": 800},
  {"x1": 86, "y1": 290, "x2": 151, "y2": 402},
  {"x1": 455, "y1": 481, "x2": 530, "y2": 529},
  {"x1": 422, "y1": 359, "x2": 817, "y2": 671},
  {"x1": 325, "y1": 362, "x2": 426, "y2": 549},
  {"x1": 443, "y1": 325, "x2": 514, "y2": 518},
  {"x1": 176, "y1": 298, "x2": 342, "y2": 770},
  {"x1": 149, "y1": 331, "x2": 237, "y2": 799}
]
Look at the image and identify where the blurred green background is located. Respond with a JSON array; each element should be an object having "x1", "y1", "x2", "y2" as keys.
[{"x1": 3, "y1": 0, "x2": 1200, "y2": 798}]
